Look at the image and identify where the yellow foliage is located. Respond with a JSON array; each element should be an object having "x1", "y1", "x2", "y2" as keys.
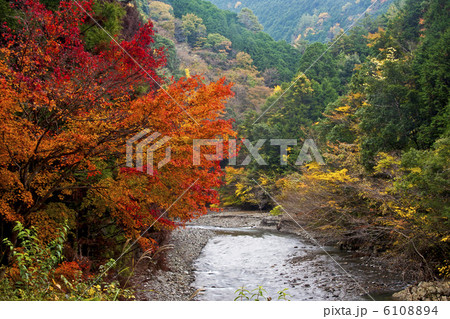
[
  {"x1": 259, "y1": 176, "x2": 269, "y2": 186},
  {"x1": 336, "y1": 105, "x2": 351, "y2": 113},
  {"x1": 366, "y1": 27, "x2": 385, "y2": 47},
  {"x1": 391, "y1": 205, "x2": 417, "y2": 220},
  {"x1": 235, "y1": 182, "x2": 247, "y2": 197},
  {"x1": 409, "y1": 167, "x2": 422, "y2": 174},
  {"x1": 319, "y1": 225, "x2": 339, "y2": 231},
  {"x1": 273, "y1": 85, "x2": 282, "y2": 94},
  {"x1": 224, "y1": 167, "x2": 245, "y2": 184},
  {"x1": 438, "y1": 262, "x2": 450, "y2": 279},
  {"x1": 305, "y1": 162, "x2": 357, "y2": 183},
  {"x1": 373, "y1": 152, "x2": 401, "y2": 177}
]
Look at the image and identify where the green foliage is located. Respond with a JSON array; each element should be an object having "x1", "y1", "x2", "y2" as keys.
[
  {"x1": 413, "y1": 0, "x2": 450, "y2": 148},
  {"x1": 240, "y1": 72, "x2": 326, "y2": 172},
  {"x1": 206, "y1": 0, "x2": 394, "y2": 43},
  {"x1": 166, "y1": 0, "x2": 301, "y2": 82},
  {"x1": 268, "y1": 73, "x2": 318, "y2": 138},
  {"x1": 181, "y1": 13, "x2": 207, "y2": 46},
  {"x1": 144, "y1": 0, "x2": 174, "y2": 21},
  {"x1": 234, "y1": 286, "x2": 250, "y2": 301},
  {"x1": 134, "y1": 0, "x2": 150, "y2": 18},
  {"x1": 0, "y1": 0, "x2": 18, "y2": 28},
  {"x1": 0, "y1": 222, "x2": 134, "y2": 300},
  {"x1": 342, "y1": 0, "x2": 450, "y2": 167},
  {"x1": 2, "y1": 222, "x2": 68, "y2": 299},
  {"x1": 246, "y1": 0, "x2": 450, "y2": 279},
  {"x1": 203, "y1": 33, "x2": 231, "y2": 52},
  {"x1": 153, "y1": 34, "x2": 181, "y2": 77},
  {"x1": 83, "y1": 0, "x2": 126, "y2": 52},
  {"x1": 40, "y1": 0, "x2": 61, "y2": 10},
  {"x1": 143, "y1": 1, "x2": 176, "y2": 37},
  {"x1": 237, "y1": 8, "x2": 262, "y2": 32},
  {"x1": 221, "y1": 167, "x2": 276, "y2": 209},
  {"x1": 400, "y1": 134, "x2": 450, "y2": 218},
  {"x1": 276, "y1": 288, "x2": 292, "y2": 301},
  {"x1": 250, "y1": 285, "x2": 268, "y2": 301},
  {"x1": 269, "y1": 205, "x2": 283, "y2": 216},
  {"x1": 356, "y1": 51, "x2": 419, "y2": 166},
  {"x1": 237, "y1": 29, "x2": 371, "y2": 169},
  {"x1": 234, "y1": 285, "x2": 291, "y2": 301}
]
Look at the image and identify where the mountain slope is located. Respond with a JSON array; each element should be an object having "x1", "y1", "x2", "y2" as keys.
[
  {"x1": 163, "y1": 0, "x2": 302, "y2": 82},
  {"x1": 205, "y1": 0, "x2": 395, "y2": 43}
]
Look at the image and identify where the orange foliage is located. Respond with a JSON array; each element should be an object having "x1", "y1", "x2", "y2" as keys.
[
  {"x1": 0, "y1": 0, "x2": 236, "y2": 251},
  {"x1": 54, "y1": 261, "x2": 83, "y2": 283}
]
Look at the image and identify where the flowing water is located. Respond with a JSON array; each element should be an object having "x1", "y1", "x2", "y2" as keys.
[{"x1": 190, "y1": 226, "x2": 404, "y2": 301}]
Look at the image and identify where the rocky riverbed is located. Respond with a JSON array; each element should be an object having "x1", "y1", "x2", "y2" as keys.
[
  {"x1": 132, "y1": 210, "x2": 415, "y2": 301},
  {"x1": 393, "y1": 282, "x2": 450, "y2": 301}
]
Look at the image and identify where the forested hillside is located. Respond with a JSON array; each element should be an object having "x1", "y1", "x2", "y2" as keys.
[
  {"x1": 206, "y1": 0, "x2": 395, "y2": 43},
  {"x1": 0, "y1": 0, "x2": 448, "y2": 302},
  {"x1": 224, "y1": 0, "x2": 449, "y2": 280},
  {"x1": 161, "y1": 0, "x2": 302, "y2": 82}
]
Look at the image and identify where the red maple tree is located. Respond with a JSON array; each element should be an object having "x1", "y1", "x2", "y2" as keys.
[{"x1": 0, "y1": 0, "x2": 236, "y2": 252}]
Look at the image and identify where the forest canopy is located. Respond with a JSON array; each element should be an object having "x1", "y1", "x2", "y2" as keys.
[
  {"x1": 206, "y1": 0, "x2": 395, "y2": 43},
  {"x1": 0, "y1": 0, "x2": 448, "y2": 302}
]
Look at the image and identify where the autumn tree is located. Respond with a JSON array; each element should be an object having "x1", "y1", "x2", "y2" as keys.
[
  {"x1": 181, "y1": 13, "x2": 207, "y2": 46},
  {"x1": 146, "y1": 1, "x2": 176, "y2": 38},
  {"x1": 204, "y1": 33, "x2": 232, "y2": 53},
  {"x1": 237, "y1": 8, "x2": 263, "y2": 32},
  {"x1": 0, "y1": 0, "x2": 236, "y2": 265}
]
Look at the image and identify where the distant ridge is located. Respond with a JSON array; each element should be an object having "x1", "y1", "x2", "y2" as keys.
[{"x1": 204, "y1": 0, "x2": 395, "y2": 43}]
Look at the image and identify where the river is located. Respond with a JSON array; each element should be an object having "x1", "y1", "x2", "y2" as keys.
[{"x1": 189, "y1": 225, "x2": 405, "y2": 301}]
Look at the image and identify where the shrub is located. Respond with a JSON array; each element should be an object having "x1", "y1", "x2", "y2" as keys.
[{"x1": 0, "y1": 222, "x2": 134, "y2": 300}]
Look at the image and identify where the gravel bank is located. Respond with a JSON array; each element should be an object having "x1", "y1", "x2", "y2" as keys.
[
  {"x1": 393, "y1": 281, "x2": 450, "y2": 301},
  {"x1": 134, "y1": 228, "x2": 214, "y2": 301}
]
